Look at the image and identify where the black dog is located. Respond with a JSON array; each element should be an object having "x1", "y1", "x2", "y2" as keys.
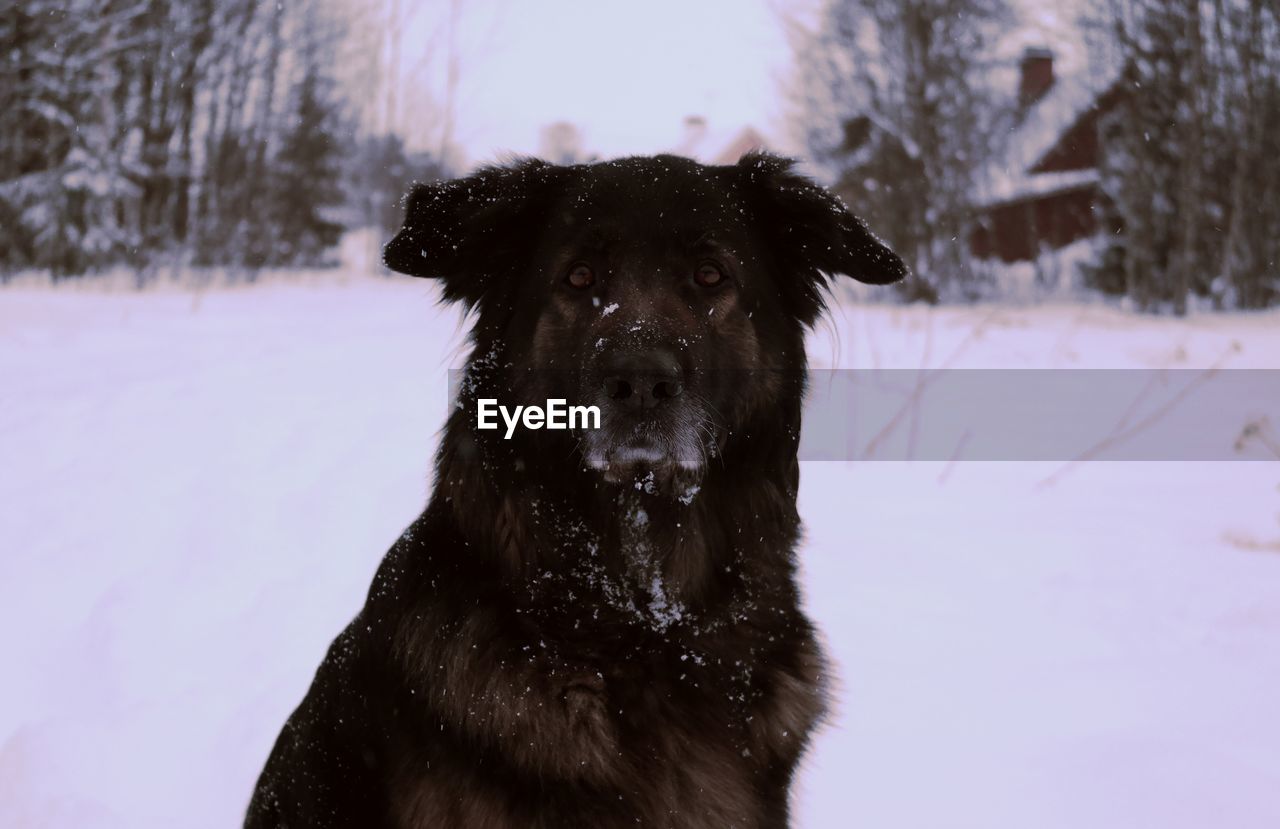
[{"x1": 246, "y1": 153, "x2": 904, "y2": 828}]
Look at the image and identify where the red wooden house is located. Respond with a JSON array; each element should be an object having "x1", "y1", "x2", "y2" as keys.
[{"x1": 970, "y1": 48, "x2": 1121, "y2": 263}]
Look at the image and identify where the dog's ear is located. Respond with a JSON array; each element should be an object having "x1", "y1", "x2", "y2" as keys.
[
  {"x1": 383, "y1": 159, "x2": 562, "y2": 307},
  {"x1": 736, "y1": 152, "x2": 907, "y2": 321}
]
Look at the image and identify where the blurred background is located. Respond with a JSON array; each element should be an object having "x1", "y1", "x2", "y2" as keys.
[
  {"x1": 2, "y1": 2, "x2": 1279, "y2": 828},
  {"x1": 2, "y1": 0, "x2": 1277, "y2": 305}
]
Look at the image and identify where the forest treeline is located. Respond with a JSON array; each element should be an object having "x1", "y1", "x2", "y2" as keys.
[
  {"x1": 0, "y1": 0, "x2": 432, "y2": 278},
  {"x1": 4, "y1": 0, "x2": 1278, "y2": 311}
]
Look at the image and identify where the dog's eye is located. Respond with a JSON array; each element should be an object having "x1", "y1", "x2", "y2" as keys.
[
  {"x1": 695, "y1": 262, "x2": 726, "y2": 288},
  {"x1": 566, "y1": 263, "x2": 595, "y2": 289}
]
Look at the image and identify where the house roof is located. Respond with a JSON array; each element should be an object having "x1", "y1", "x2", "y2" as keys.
[
  {"x1": 710, "y1": 126, "x2": 770, "y2": 165},
  {"x1": 973, "y1": 66, "x2": 1119, "y2": 207},
  {"x1": 673, "y1": 123, "x2": 774, "y2": 165},
  {"x1": 978, "y1": 167, "x2": 1101, "y2": 208}
]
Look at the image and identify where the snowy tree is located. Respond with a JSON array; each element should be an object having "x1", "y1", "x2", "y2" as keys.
[
  {"x1": 265, "y1": 65, "x2": 345, "y2": 266},
  {"x1": 1086, "y1": 0, "x2": 1280, "y2": 311},
  {"x1": 0, "y1": 0, "x2": 137, "y2": 275},
  {"x1": 790, "y1": 0, "x2": 1013, "y2": 301},
  {"x1": 0, "y1": 0, "x2": 388, "y2": 278},
  {"x1": 1211, "y1": 0, "x2": 1280, "y2": 309}
]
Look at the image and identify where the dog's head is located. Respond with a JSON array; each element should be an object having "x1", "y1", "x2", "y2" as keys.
[{"x1": 386, "y1": 153, "x2": 904, "y2": 492}]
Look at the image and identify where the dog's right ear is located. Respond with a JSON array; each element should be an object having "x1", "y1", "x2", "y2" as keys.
[
  {"x1": 735, "y1": 152, "x2": 907, "y2": 324},
  {"x1": 383, "y1": 159, "x2": 561, "y2": 308}
]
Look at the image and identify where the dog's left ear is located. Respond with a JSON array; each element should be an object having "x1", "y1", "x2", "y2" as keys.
[
  {"x1": 736, "y1": 152, "x2": 907, "y2": 321},
  {"x1": 383, "y1": 159, "x2": 562, "y2": 307}
]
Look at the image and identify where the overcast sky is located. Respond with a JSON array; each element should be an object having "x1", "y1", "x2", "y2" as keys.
[
  {"x1": 395, "y1": 0, "x2": 799, "y2": 165},
  {"x1": 389, "y1": 0, "x2": 1087, "y2": 167}
]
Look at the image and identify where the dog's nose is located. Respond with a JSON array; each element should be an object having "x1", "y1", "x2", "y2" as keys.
[{"x1": 601, "y1": 349, "x2": 684, "y2": 411}]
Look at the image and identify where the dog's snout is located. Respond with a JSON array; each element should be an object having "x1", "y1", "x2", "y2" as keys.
[{"x1": 601, "y1": 349, "x2": 684, "y2": 411}]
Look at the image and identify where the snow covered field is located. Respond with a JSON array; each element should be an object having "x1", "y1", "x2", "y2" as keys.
[{"x1": 2, "y1": 273, "x2": 1278, "y2": 828}]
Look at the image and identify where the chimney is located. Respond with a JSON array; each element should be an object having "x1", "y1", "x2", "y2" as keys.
[
  {"x1": 676, "y1": 115, "x2": 708, "y2": 158},
  {"x1": 1019, "y1": 47, "x2": 1054, "y2": 107}
]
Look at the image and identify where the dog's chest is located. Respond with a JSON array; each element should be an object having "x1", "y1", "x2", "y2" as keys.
[
  {"x1": 392, "y1": 635, "x2": 824, "y2": 829},
  {"x1": 594, "y1": 634, "x2": 824, "y2": 825}
]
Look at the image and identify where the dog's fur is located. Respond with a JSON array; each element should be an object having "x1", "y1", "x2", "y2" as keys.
[{"x1": 245, "y1": 153, "x2": 904, "y2": 828}]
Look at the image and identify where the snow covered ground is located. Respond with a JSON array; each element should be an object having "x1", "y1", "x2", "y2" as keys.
[{"x1": 2, "y1": 273, "x2": 1278, "y2": 827}]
